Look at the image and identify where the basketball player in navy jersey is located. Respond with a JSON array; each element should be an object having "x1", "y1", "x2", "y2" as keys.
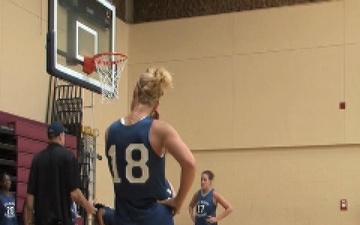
[
  {"x1": 105, "y1": 67, "x2": 196, "y2": 225},
  {"x1": 0, "y1": 172, "x2": 17, "y2": 225},
  {"x1": 93, "y1": 202, "x2": 114, "y2": 225},
  {"x1": 189, "y1": 170, "x2": 233, "y2": 225}
]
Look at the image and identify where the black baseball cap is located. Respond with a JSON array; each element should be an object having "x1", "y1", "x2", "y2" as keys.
[{"x1": 48, "y1": 121, "x2": 67, "y2": 137}]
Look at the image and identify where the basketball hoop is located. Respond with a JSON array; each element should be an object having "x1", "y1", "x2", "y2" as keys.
[{"x1": 83, "y1": 52, "x2": 127, "y2": 101}]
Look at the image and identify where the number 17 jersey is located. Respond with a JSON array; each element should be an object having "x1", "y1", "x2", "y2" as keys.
[
  {"x1": 106, "y1": 117, "x2": 173, "y2": 225},
  {"x1": 195, "y1": 189, "x2": 217, "y2": 225}
]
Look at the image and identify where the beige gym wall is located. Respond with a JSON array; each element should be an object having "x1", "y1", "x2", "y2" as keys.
[
  {"x1": 2, "y1": 0, "x2": 360, "y2": 225},
  {"x1": 128, "y1": 0, "x2": 360, "y2": 225}
]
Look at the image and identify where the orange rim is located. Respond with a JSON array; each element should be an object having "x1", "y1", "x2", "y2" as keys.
[{"x1": 94, "y1": 52, "x2": 127, "y2": 66}]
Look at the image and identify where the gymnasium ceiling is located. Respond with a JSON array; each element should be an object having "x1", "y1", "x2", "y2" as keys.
[{"x1": 113, "y1": 0, "x2": 330, "y2": 24}]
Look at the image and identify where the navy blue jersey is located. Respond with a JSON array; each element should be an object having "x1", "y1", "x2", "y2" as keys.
[
  {"x1": 102, "y1": 207, "x2": 114, "y2": 225},
  {"x1": 70, "y1": 202, "x2": 78, "y2": 224},
  {"x1": 165, "y1": 179, "x2": 173, "y2": 199},
  {"x1": 195, "y1": 189, "x2": 217, "y2": 225},
  {"x1": 0, "y1": 193, "x2": 17, "y2": 225},
  {"x1": 106, "y1": 117, "x2": 173, "y2": 225}
]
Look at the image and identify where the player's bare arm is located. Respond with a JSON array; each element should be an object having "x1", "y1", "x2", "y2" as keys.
[
  {"x1": 188, "y1": 192, "x2": 198, "y2": 222},
  {"x1": 158, "y1": 122, "x2": 196, "y2": 214},
  {"x1": 207, "y1": 191, "x2": 233, "y2": 223}
]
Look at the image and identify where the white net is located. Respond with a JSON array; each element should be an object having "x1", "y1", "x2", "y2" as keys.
[{"x1": 94, "y1": 53, "x2": 127, "y2": 102}]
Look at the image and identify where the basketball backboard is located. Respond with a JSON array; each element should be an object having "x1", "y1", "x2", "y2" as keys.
[{"x1": 47, "y1": 0, "x2": 116, "y2": 94}]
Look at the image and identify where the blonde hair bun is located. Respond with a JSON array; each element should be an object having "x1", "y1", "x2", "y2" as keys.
[{"x1": 137, "y1": 67, "x2": 173, "y2": 105}]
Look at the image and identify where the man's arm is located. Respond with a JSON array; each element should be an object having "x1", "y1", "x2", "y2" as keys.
[
  {"x1": 70, "y1": 189, "x2": 96, "y2": 215},
  {"x1": 25, "y1": 194, "x2": 34, "y2": 225},
  {"x1": 26, "y1": 156, "x2": 37, "y2": 225},
  {"x1": 66, "y1": 150, "x2": 96, "y2": 215},
  {"x1": 22, "y1": 200, "x2": 27, "y2": 225}
]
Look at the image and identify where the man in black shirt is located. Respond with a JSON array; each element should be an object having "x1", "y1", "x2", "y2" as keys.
[{"x1": 25, "y1": 122, "x2": 96, "y2": 225}]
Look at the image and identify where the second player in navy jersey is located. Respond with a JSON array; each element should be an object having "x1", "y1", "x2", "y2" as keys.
[
  {"x1": 93, "y1": 202, "x2": 114, "y2": 225},
  {"x1": 189, "y1": 170, "x2": 233, "y2": 225},
  {"x1": 105, "y1": 67, "x2": 195, "y2": 225}
]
